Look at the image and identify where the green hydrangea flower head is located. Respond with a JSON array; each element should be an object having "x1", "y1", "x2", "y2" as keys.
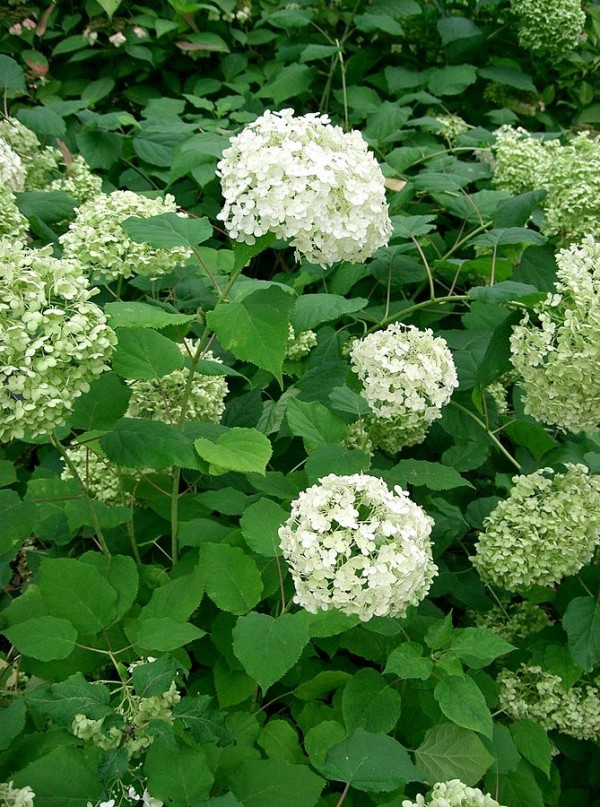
[
  {"x1": 510, "y1": 236, "x2": 600, "y2": 433},
  {"x1": 510, "y1": 0, "x2": 585, "y2": 60},
  {"x1": 59, "y1": 190, "x2": 193, "y2": 282},
  {"x1": 471, "y1": 464, "x2": 600, "y2": 591},
  {"x1": 48, "y1": 154, "x2": 103, "y2": 203},
  {"x1": 402, "y1": 780, "x2": 506, "y2": 807},
  {"x1": 472, "y1": 599, "x2": 553, "y2": 643},
  {"x1": 0, "y1": 186, "x2": 29, "y2": 241},
  {"x1": 491, "y1": 126, "x2": 550, "y2": 196}
]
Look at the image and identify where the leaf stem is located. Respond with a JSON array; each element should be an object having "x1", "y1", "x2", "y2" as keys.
[
  {"x1": 335, "y1": 783, "x2": 351, "y2": 807},
  {"x1": 449, "y1": 401, "x2": 521, "y2": 471}
]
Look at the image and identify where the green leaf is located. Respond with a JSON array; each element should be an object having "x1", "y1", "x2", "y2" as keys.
[
  {"x1": 229, "y1": 759, "x2": 324, "y2": 807},
  {"x1": 0, "y1": 55, "x2": 26, "y2": 91},
  {"x1": 232, "y1": 612, "x2": 310, "y2": 692},
  {"x1": 342, "y1": 668, "x2": 402, "y2": 734},
  {"x1": 490, "y1": 760, "x2": 545, "y2": 807},
  {"x1": 385, "y1": 460, "x2": 473, "y2": 490},
  {"x1": 26, "y1": 672, "x2": 111, "y2": 723},
  {"x1": 0, "y1": 459, "x2": 16, "y2": 487},
  {"x1": 136, "y1": 617, "x2": 205, "y2": 652},
  {"x1": 305, "y1": 445, "x2": 370, "y2": 484},
  {"x1": 173, "y1": 695, "x2": 231, "y2": 745},
  {"x1": 320, "y1": 728, "x2": 422, "y2": 792},
  {"x1": 294, "y1": 671, "x2": 351, "y2": 701},
  {"x1": 384, "y1": 642, "x2": 434, "y2": 680},
  {"x1": 199, "y1": 543, "x2": 263, "y2": 614},
  {"x1": 13, "y1": 746, "x2": 103, "y2": 807},
  {"x1": 471, "y1": 228, "x2": 546, "y2": 248},
  {"x1": 3, "y1": 616, "x2": 77, "y2": 661},
  {"x1": 17, "y1": 106, "x2": 66, "y2": 137},
  {"x1": 478, "y1": 66, "x2": 537, "y2": 93},
  {"x1": 286, "y1": 399, "x2": 347, "y2": 451},
  {"x1": 257, "y1": 719, "x2": 304, "y2": 763},
  {"x1": 562, "y1": 596, "x2": 600, "y2": 672},
  {"x1": 265, "y1": 8, "x2": 313, "y2": 28},
  {"x1": 428, "y1": 64, "x2": 477, "y2": 95},
  {"x1": 510, "y1": 720, "x2": 552, "y2": 778},
  {"x1": 82, "y1": 553, "x2": 138, "y2": 622},
  {"x1": 415, "y1": 723, "x2": 495, "y2": 786},
  {"x1": 291, "y1": 294, "x2": 368, "y2": 331},
  {"x1": 15, "y1": 191, "x2": 77, "y2": 224},
  {"x1": 140, "y1": 567, "x2": 204, "y2": 622},
  {"x1": 105, "y1": 301, "x2": 195, "y2": 330},
  {"x1": 232, "y1": 233, "x2": 276, "y2": 272},
  {"x1": 355, "y1": 12, "x2": 403, "y2": 34},
  {"x1": 207, "y1": 286, "x2": 295, "y2": 384},
  {"x1": 97, "y1": 0, "x2": 122, "y2": 16},
  {"x1": 69, "y1": 373, "x2": 132, "y2": 430},
  {"x1": 0, "y1": 489, "x2": 36, "y2": 556},
  {"x1": 449, "y1": 628, "x2": 516, "y2": 668},
  {"x1": 475, "y1": 311, "x2": 522, "y2": 389},
  {"x1": 112, "y1": 328, "x2": 184, "y2": 380},
  {"x1": 39, "y1": 558, "x2": 118, "y2": 636},
  {"x1": 305, "y1": 721, "x2": 347, "y2": 768},
  {"x1": 144, "y1": 743, "x2": 214, "y2": 803},
  {"x1": 194, "y1": 427, "x2": 273, "y2": 475},
  {"x1": 122, "y1": 212, "x2": 212, "y2": 248},
  {"x1": 434, "y1": 675, "x2": 493, "y2": 738},
  {"x1": 131, "y1": 655, "x2": 185, "y2": 698},
  {"x1": 101, "y1": 418, "x2": 200, "y2": 469},
  {"x1": 257, "y1": 64, "x2": 316, "y2": 105},
  {"x1": 300, "y1": 44, "x2": 340, "y2": 63},
  {"x1": 0, "y1": 698, "x2": 26, "y2": 751},
  {"x1": 240, "y1": 498, "x2": 286, "y2": 557}
]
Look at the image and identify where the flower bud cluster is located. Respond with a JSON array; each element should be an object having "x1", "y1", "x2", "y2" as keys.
[
  {"x1": 126, "y1": 343, "x2": 228, "y2": 424},
  {"x1": 285, "y1": 325, "x2": 317, "y2": 360},
  {"x1": 349, "y1": 323, "x2": 458, "y2": 451},
  {"x1": 0, "y1": 241, "x2": 116, "y2": 441},
  {"x1": 490, "y1": 126, "x2": 549, "y2": 197},
  {"x1": 471, "y1": 465, "x2": 600, "y2": 591},
  {"x1": 61, "y1": 445, "x2": 146, "y2": 507},
  {"x1": 0, "y1": 782, "x2": 35, "y2": 807},
  {"x1": 278, "y1": 473, "x2": 437, "y2": 621},
  {"x1": 471, "y1": 599, "x2": 552, "y2": 643},
  {"x1": 498, "y1": 664, "x2": 600, "y2": 741},
  {"x1": 435, "y1": 114, "x2": 470, "y2": 143},
  {"x1": 402, "y1": 779, "x2": 506, "y2": 807},
  {"x1": 49, "y1": 155, "x2": 103, "y2": 203},
  {"x1": 0, "y1": 136, "x2": 26, "y2": 191},
  {"x1": 217, "y1": 108, "x2": 392, "y2": 267},
  {"x1": 510, "y1": 236, "x2": 600, "y2": 433},
  {"x1": 59, "y1": 191, "x2": 193, "y2": 282},
  {"x1": 509, "y1": 0, "x2": 585, "y2": 60}
]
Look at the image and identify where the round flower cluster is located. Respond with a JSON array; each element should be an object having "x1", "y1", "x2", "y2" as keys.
[
  {"x1": 0, "y1": 117, "x2": 60, "y2": 190},
  {"x1": 72, "y1": 681, "x2": 181, "y2": 758},
  {"x1": 471, "y1": 465, "x2": 600, "y2": 591},
  {"x1": 472, "y1": 600, "x2": 553, "y2": 644},
  {"x1": 435, "y1": 114, "x2": 470, "y2": 143},
  {"x1": 0, "y1": 186, "x2": 29, "y2": 241},
  {"x1": 491, "y1": 126, "x2": 549, "y2": 197},
  {"x1": 510, "y1": 237, "x2": 600, "y2": 433},
  {"x1": 59, "y1": 191, "x2": 193, "y2": 282},
  {"x1": 498, "y1": 664, "x2": 600, "y2": 741},
  {"x1": 0, "y1": 136, "x2": 26, "y2": 191},
  {"x1": 217, "y1": 108, "x2": 392, "y2": 267},
  {"x1": 49, "y1": 155, "x2": 103, "y2": 203},
  {"x1": 510, "y1": 0, "x2": 585, "y2": 60},
  {"x1": 0, "y1": 782, "x2": 35, "y2": 807},
  {"x1": 349, "y1": 323, "x2": 458, "y2": 451},
  {"x1": 0, "y1": 240, "x2": 116, "y2": 441},
  {"x1": 61, "y1": 445, "x2": 147, "y2": 506},
  {"x1": 278, "y1": 473, "x2": 437, "y2": 621},
  {"x1": 127, "y1": 343, "x2": 228, "y2": 424},
  {"x1": 402, "y1": 780, "x2": 506, "y2": 807},
  {"x1": 285, "y1": 325, "x2": 317, "y2": 360}
]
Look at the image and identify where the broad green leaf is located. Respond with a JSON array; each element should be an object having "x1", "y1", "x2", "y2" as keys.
[
  {"x1": 304, "y1": 721, "x2": 346, "y2": 768},
  {"x1": 384, "y1": 642, "x2": 434, "y2": 680},
  {"x1": 415, "y1": 723, "x2": 495, "y2": 786},
  {"x1": 145, "y1": 744, "x2": 214, "y2": 803},
  {"x1": 26, "y1": 672, "x2": 111, "y2": 724},
  {"x1": 428, "y1": 64, "x2": 477, "y2": 95},
  {"x1": 305, "y1": 445, "x2": 371, "y2": 484},
  {"x1": 562, "y1": 596, "x2": 600, "y2": 672},
  {"x1": 510, "y1": 720, "x2": 552, "y2": 778},
  {"x1": 112, "y1": 328, "x2": 184, "y2": 380},
  {"x1": 140, "y1": 567, "x2": 204, "y2": 622},
  {"x1": 240, "y1": 498, "x2": 286, "y2": 557},
  {"x1": 434, "y1": 675, "x2": 493, "y2": 738},
  {"x1": 136, "y1": 617, "x2": 205, "y2": 651},
  {"x1": 488, "y1": 723, "x2": 521, "y2": 774},
  {"x1": 320, "y1": 728, "x2": 422, "y2": 792},
  {"x1": 385, "y1": 460, "x2": 473, "y2": 490},
  {"x1": 488, "y1": 760, "x2": 545, "y2": 807},
  {"x1": 355, "y1": 12, "x2": 403, "y2": 34},
  {"x1": 80, "y1": 553, "x2": 139, "y2": 623},
  {"x1": 3, "y1": 616, "x2": 77, "y2": 661},
  {"x1": 300, "y1": 44, "x2": 340, "y2": 63},
  {"x1": 69, "y1": 373, "x2": 131, "y2": 430},
  {"x1": 0, "y1": 55, "x2": 26, "y2": 91},
  {"x1": 471, "y1": 228, "x2": 546, "y2": 248},
  {"x1": 474, "y1": 311, "x2": 522, "y2": 389},
  {"x1": 0, "y1": 698, "x2": 26, "y2": 751},
  {"x1": 0, "y1": 489, "x2": 36, "y2": 556},
  {"x1": 229, "y1": 759, "x2": 324, "y2": 807},
  {"x1": 172, "y1": 695, "x2": 231, "y2": 745},
  {"x1": 105, "y1": 301, "x2": 195, "y2": 330},
  {"x1": 257, "y1": 719, "x2": 304, "y2": 763},
  {"x1": 291, "y1": 294, "x2": 368, "y2": 331},
  {"x1": 438, "y1": 16, "x2": 482, "y2": 45},
  {"x1": 265, "y1": 8, "x2": 313, "y2": 28},
  {"x1": 131, "y1": 655, "x2": 185, "y2": 698},
  {"x1": 97, "y1": 0, "x2": 122, "y2": 16},
  {"x1": 13, "y1": 746, "x2": 103, "y2": 807},
  {"x1": 449, "y1": 628, "x2": 516, "y2": 668},
  {"x1": 101, "y1": 418, "x2": 200, "y2": 469},
  {"x1": 15, "y1": 191, "x2": 77, "y2": 224},
  {"x1": 17, "y1": 106, "x2": 66, "y2": 137},
  {"x1": 479, "y1": 66, "x2": 537, "y2": 92},
  {"x1": 232, "y1": 233, "x2": 276, "y2": 272},
  {"x1": 294, "y1": 671, "x2": 351, "y2": 701},
  {"x1": 342, "y1": 668, "x2": 402, "y2": 734},
  {"x1": 0, "y1": 459, "x2": 16, "y2": 487},
  {"x1": 39, "y1": 558, "x2": 118, "y2": 636},
  {"x1": 232, "y1": 612, "x2": 309, "y2": 691},
  {"x1": 194, "y1": 427, "x2": 272, "y2": 475},
  {"x1": 122, "y1": 212, "x2": 212, "y2": 248},
  {"x1": 257, "y1": 64, "x2": 316, "y2": 105},
  {"x1": 286, "y1": 398, "x2": 347, "y2": 451},
  {"x1": 199, "y1": 543, "x2": 263, "y2": 614},
  {"x1": 207, "y1": 286, "x2": 295, "y2": 384}
]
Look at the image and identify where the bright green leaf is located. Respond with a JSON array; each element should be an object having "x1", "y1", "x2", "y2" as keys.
[
  {"x1": 194, "y1": 427, "x2": 272, "y2": 475},
  {"x1": 122, "y1": 212, "x2": 212, "y2": 248},
  {"x1": 136, "y1": 617, "x2": 205, "y2": 651},
  {"x1": 112, "y1": 328, "x2": 184, "y2": 380},
  {"x1": 240, "y1": 498, "x2": 286, "y2": 557},
  {"x1": 3, "y1": 616, "x2": 77, "y2": 661},
  {"x1": 415, "y1": 723, "x2": 495, "y2": 786},
  {"x1": 199, "y1": 543, "x2": 263, "y2": 614},
  {"x1": 105, "y1": 301, "x2": 195, "y2": 330},
  {"x1": 434, "y1": 676, "x2": 493, "y2": 738}
]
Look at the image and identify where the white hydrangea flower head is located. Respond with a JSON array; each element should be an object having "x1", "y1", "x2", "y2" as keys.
[
  {"x1": 510, "y1": 0, "x2": 585, "y2": 60},
  {"x1": 0, "y1": 117, "x2": 61, "y2": 191},
  {"x1": 0, "y1": 136, "x2": 26, "y2": 192},
  {"x1": 48, "y1": 155, "x2": 103, "y2": 203},
  {"x1": 278, "y1": 473, "x2": 437, "y2": 621},
  {"x1": 472, "y1": 599, "x2": 552, "y2": 643},
  {"x1": 0, "y1": 782, "x2": 35, "y2": 807},
  {"x1": 285, "y1": 324, "x2": 317, "y2": 360},
  {"x1": 402, "y1": 779, "x2": 506, "y2": 807},
  {"x1": 510, "y1": 236, "x2": 600, "y2": 433},
  {"x1": 59, "y1": 190, "x2": 193, "y2": 281},
  {"x1": 0, "y1": 117, "x2": 40, "y2": 161},
  {"x1": 127, "y1": 342, "x2": 228, "y2": 424},
  {"x1": 0, "y1": 186, "x2": 29, "y2": 241},
  {"x1": 0, "y1": 240, "x2": 116, "y2": 441},
  {"x1": 491, "y1": 126, "x2": 550, "y2": 196},
  {"x1": 498, "y1": 664, "x2": 600, "y2": 741},
  {"x1": 471, "y1": 464, "x2": 600, "y2": 591},
  {"x1": 61, "y1": 444, "x2": 148, "y2": 506},
  {"x1": 217, "y1": 108, "x2": 392, "y2": 267},
  {"x1": 349, "y1": 323, "x2": 458, "y2": 450}
]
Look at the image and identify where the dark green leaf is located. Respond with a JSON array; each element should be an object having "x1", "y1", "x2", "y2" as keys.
[
  {"x1": 13, "y1": 746, "x2": 103, "y2": 807},
  {"x1": 199, "y1": 543, "x2": 263, "y2": 614},
  {"x1": 122, "y1": 212, "x2": 212, "y2": 248},
  {"x1": 144, "y1": 743, "x2": 214, "y2": 803},
  {"x1": 105, "y1": 301, "x2": 195, "y2": 330},
  {"x1": 240, "y1": 498, "x2": 286, "y2": 557},
  {"x1": 342, "y1": 668, "x2": 402, "y2": 733},
  {"x1": 3, "y1": 616, "x2": 77, "y2": 661},
  {"x1": 136, "y1": 617, "x2": 205, "y2": 651},
  {"x1": 229, "y1": 759, "x2": 324, "y2": 807},
  {"x1": 415, "y1": 723, "x2": 495, "y2": 786},
  {"x1": 101, "y1": 418, "x2": 200, "y2": 469},
  {"x1": 0, "y1": 55, "x2": 26, "y2": 91},
  {"x1": 384, "y1": 642, "x2": 434, "y2": 680},
  {"x1": 434, "y1": 675, "x2": 493, "y2": 738},
  {"x1": 69, "y1": 373, "x2": 132, "y2": 430},
  {"x1": 112, "y1": 328, "x2": 184, "y2": 380},
  {"x1": 562, "y1": 596, "x2": 600, "y2": 672}
]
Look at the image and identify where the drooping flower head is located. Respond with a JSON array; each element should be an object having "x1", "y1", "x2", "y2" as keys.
[
  {"x1": 402, "y1": 779, "x2": 506, "y2": 807},
  {"x1": 59, "y1": 190, "x2": 192, "y2": 282},
  {"x1": 510, "y1": 0, "x2": 585, "y2": 60},
  {"x1": 510, "y1": 236, "x2": 600, "y2": 433},
  {"x1": 471, "y1": 464, "x2": 600, "y2": 591},
  {"x1": 0, "y1": 240, "x2": 116, "y2": 441},
  {"x1": 278, "y1": 473, "x2": 437, "y2": 621},
  {"x1": 217, "y1": 108, "x2": 392, "y2": 267},
  {"x1": 350, "y1": 323, "x2": 458, "y2": 451}
]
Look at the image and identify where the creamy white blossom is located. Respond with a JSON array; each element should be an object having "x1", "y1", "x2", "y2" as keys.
[
  {"x1": 402, "y1": 780, "x2": 506, "y2": 807},
  {"x1": 48, "y1": 155, "x2": 103, "y2": 203},
  {"x1": 279, "y1": 473, "x2": 437, "y2": 621},
  {"x1": 59, "y1": 190, "x2": 192, "y2": 281},
  {"x1": 0, "y1": 186, "x2": 29, "y2": 240},
  {"x1": 350, "y1": 323, "x2": 458, "y2": 451},
  {"x1": 0, "y1": 240, "x2": 116, "y2": 441},
  {"x1": 217, "y1": 108, "x2": 392, "y2": 266},
  {"x1": 471, "y1": 465, "x2": 600, "y2": 591},
  {"x1": 0, "y1": 782, "x2": 35, "y2": 807},
  {"x1": 285, "y1": 324, "x2": 317, "y2": 360},
  {"x1": 0, "y1": 117, "x2": 60, "y2": 190},
  {"x1": 61, "y1": 444, "x2": 148, "y2": 506},
  {"x1": 0, "y1": 136, "x2": 26, "y2": 191}
]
